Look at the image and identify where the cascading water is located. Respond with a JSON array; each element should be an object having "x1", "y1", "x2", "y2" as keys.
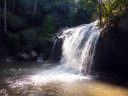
[{"x1": 55, "y1": 21, "x2": 101, "y2": 75}]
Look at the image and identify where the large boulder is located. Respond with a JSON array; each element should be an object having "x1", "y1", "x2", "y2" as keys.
[{"x1": 91, "y1": 18, "x2": 128, "y2": 81}]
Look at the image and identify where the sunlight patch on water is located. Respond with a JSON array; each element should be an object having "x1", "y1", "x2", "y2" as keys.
[
  {"x1": 31, "y1": 74, "x2": 90, "y2": 85},
  {"x1": 6, "y1": 66, "x2": 91, "y2": 88}
]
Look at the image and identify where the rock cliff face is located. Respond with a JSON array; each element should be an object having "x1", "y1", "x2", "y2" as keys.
[{"x1": 91, "y1": 18, "x2": 128, "y2": 80}]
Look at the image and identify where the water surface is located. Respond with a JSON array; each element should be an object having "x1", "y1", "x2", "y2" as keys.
[{"x1": 0, "y1": 62, "x2": 128, "y2": 96}]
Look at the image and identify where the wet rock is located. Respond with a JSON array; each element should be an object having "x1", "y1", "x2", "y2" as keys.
[
  {"x1": 30, "y1": 50, "x2": 38, "y2": 58},
  {"x1": 2, "y1": 58, "x2": 13, "y2": 63},
  {"x1": 120, "y1": 18, "x2": 128, "y2": 32},
  {"x1": 37, "y1": 54, "x2": 44, "y2": 63},
  {"x1": 18, "y1": 53, "x2": 30, "y2": 60},
  {"x1": 92, "y1": 25, "x2": 128, "y2": 80}
]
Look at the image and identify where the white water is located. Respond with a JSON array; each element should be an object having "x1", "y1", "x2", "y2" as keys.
[{"x1": 59, "y1": 21, "x2": 100, "y2": 74}]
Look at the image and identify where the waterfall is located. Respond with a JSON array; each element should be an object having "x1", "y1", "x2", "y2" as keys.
[{"x1": 52, "y1": 21, "x2": 100, "y2": 75}]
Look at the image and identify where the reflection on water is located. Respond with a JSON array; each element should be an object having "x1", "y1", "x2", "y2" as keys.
[{"x1": 0, "y1": 63, "x2": 128, "y2": 96}]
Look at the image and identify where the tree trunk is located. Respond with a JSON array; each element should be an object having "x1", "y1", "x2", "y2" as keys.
[
  {"x1": 4, "y1": 0, "x2": 7, "y2": 33},
  {"x1": 98, "y1": 0, "x2": 102, "y2": 27},
  {"x1": 32, "y1": 0, "x2": 37, "y2": 26},
  {"x1": 12, "y1": 0, "x2": 15, "y2": 13},
  {"x1": 101, "y1": 1, "x2": 107, "y2": 13},
  {"x1": 100, "y1": 0, "x2": 108, "y2": 16}
]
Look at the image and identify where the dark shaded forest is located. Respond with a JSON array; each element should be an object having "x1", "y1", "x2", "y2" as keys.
[{"x1": 0, "y1": 0, "x2": 97, "y2": 61}]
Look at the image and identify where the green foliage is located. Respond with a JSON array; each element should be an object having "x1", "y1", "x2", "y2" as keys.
[
  {"x1": 42, "y1": 15, "x2": 56, "y2": 34},
  {"x1": 73, "y1": 0, "x2": 97, "y2": 25},
  {"x1": 99, "y1": 0, "x2": 128, "y2": 23}
]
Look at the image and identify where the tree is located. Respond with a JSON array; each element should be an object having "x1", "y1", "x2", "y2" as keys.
[
  {"x1": 4, "y1": 0, "x2": 7, "y2": 33},
  {"x1": 98, "y1": 0, "x2": 128, "y2": 23},
  {"x1": 32, "y1": 0, "x2": 37, "y2": 26},
  {"x1": 99, "y1": 0, "x2": 108, "y2": 15},
  {"x1": 42, "y1": 15, "x2": 56, "y2": 34},
  {"x1": 98, "y1": 0, "x2": 102, "y2": 26},
  {"x1": 12, "y1": 0, "x2": 16, "y2": 13}
]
